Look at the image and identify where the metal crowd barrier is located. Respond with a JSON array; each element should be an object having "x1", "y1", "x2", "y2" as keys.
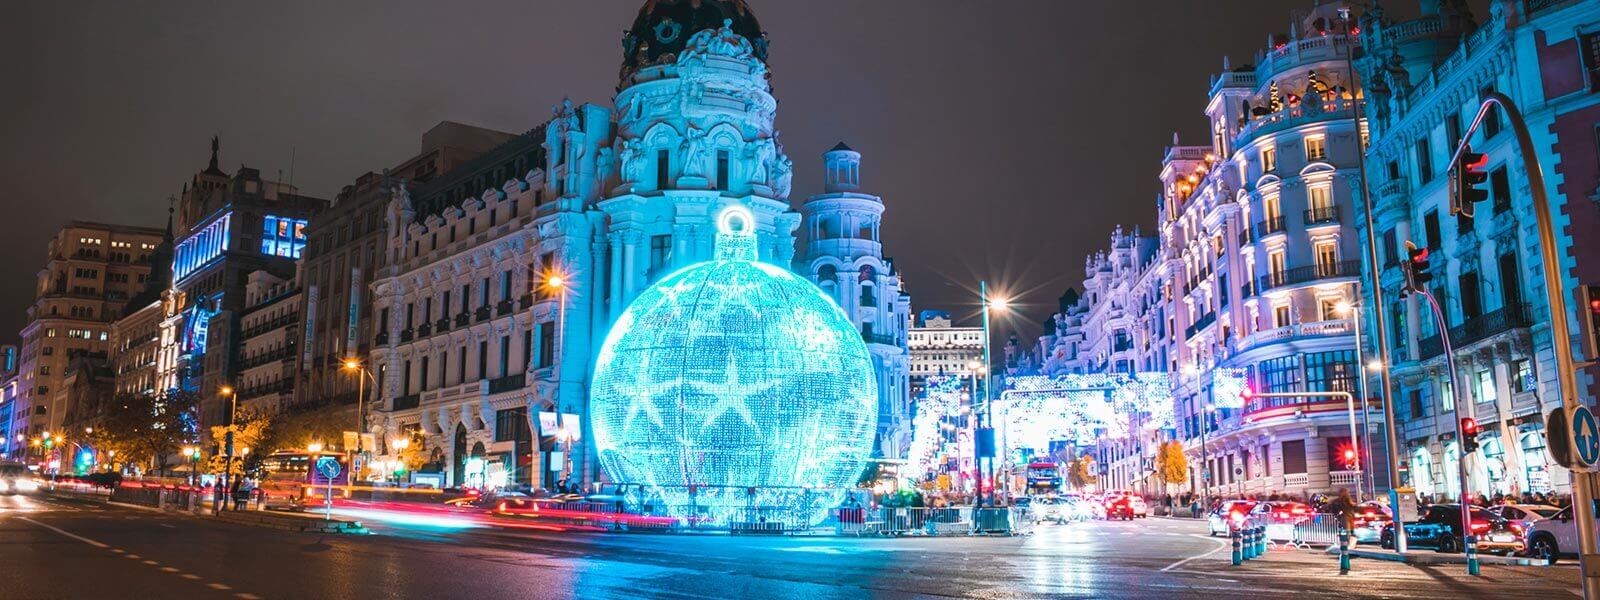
[
  {"x1": 831, "y1": 506, "x2": 1028, "y2": 536},
  {"x1": 1291, "y1": 513, "x2": 1343, "y2": 548}
]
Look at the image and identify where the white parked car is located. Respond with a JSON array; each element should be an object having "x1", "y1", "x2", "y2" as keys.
[
  {"x1": 1487, "y1": 503, "x2": 1561, "y2": 526},
  {"x1": 1524, "y1": 505, "x2": 1590, "y2": 564}
]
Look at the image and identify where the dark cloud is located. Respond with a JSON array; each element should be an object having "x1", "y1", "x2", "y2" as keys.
[{"x1": 0, "y1": 0, "x2": 1389, "y2": 343}]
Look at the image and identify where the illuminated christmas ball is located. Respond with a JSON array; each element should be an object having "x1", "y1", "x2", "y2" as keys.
[{"x1": 590, "y1": 206, "x2": 878, "y2": 526}]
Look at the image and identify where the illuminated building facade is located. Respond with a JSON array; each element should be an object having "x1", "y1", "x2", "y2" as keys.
[
  {"x1": 1354, "y1": 0, "x2": 1600, "y2": 499},
  {"x1": 236, "y1": 272, "x2": 301, "y2": 415},
  {"x1": 1030, "y1": 3, "x2": 1376, "y2": 500},
  {"x1": 167, "y1": 139, "x2": 327, "y2": 428},
  {"x1": 908, "y1": 311, "x2": 985, "y2": 396},
  {"x1": 371, "y1": 0, "x2": 911, "y2": 490},
  {"x1": 799, "y1": 144, "x2": 913, "y2": 459},
  {"x1": 15, "y1": 221, "x2": 163, "y2": 443},
  {"x1": 293, "y1": 121, "x2": 515, "y2": 413}
]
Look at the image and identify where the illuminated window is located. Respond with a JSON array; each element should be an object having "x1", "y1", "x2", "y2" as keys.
[
  {"x1": 1308, "y1": 184, "x2": 1333, "y2": 211},
  {"x1": 1304, "y1": 136, "x2": 1326, "y2": 161},
  {"x1": 260, "y1": 215, "x2": 308, "y2": 259},
  {"x1": 1261, "y1": 147, "x2": 1277, "y2": 173}
]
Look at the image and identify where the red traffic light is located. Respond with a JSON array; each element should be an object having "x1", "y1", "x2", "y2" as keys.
[
  {"x1": 1343, "y1": 449, "x2": 1356, "y2": 461},
  {"x1": 1461, "y1": 418, "x2": 1480, "y2": 436}
]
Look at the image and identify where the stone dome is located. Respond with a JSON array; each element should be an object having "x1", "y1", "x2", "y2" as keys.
[
  {"x1": 589, "y1": 206, "x2": 877, "y2": 526},
  {"x1": 621, "y1": 0, "x2": 768, "y2": 81}
]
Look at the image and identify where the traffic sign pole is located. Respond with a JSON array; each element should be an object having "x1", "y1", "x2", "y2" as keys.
[{"x1": 1451, "y1": 92, "x2": 1599, "y2": 598}]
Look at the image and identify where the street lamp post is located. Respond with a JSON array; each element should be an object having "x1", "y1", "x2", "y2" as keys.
[
  {"x1": 978, "y1": 281, "x2": 1008, "y2": 507},
  {"x1": 391, "y1": 436, "x2": 410, "y2": 484},
  {"x1": 545, "y1": 268, "x2": 572, "y2": 489},
  {"x1": 1338, "y1": 301, "x2": 1378, "y2": 501},
  {"x1": 219, "y1": 385, "x2": 237, "y2": 513},
  {"x1": 343, "y1": 360, "x2": 379, "y2": 482}
]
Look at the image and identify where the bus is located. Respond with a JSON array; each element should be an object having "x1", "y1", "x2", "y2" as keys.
[
  {"x1": 1026, "y1": 460, "x2": 1062, "y2": 495},
  {"x1": 259, "y1": 451, "x2": 351, "y2": 511}
]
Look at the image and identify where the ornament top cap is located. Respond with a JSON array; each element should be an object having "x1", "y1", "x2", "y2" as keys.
[{"x1": 715, "y1": 205, "x2": 758, "y2": 262}]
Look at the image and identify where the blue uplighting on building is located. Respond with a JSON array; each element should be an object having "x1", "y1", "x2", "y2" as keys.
[
  {"x1": 589, "y1": 206, "x2": 879, "y2": 527},
  {"x1": 173, "y1": 212, "x2": 232, "y2": 282}
]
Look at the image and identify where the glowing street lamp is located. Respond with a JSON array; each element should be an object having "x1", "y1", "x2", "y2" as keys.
[
  {"x1": 977, "y1": 281, "x2": 1011, "y2": 507},
  {"x1": 307, "y1": 442, "x2": 324, "y2": 455},
  {"x1": 341, "y1": 359, "x2": 378, "y2": 467}
]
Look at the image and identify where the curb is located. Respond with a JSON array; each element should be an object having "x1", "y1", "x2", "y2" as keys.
[
  {"x1": 212, "y1": 512, "x2": 369, "y2": 535},
  {"x1": 1343, "y1": 547, "x2": 1545, "y2": 567}
]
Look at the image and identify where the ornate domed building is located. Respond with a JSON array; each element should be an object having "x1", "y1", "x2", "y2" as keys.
[
  {"x1": 370, "y1": 0, "x2": 911, "y2": 502},
  {"x1": 620, "y1": 0, "x2": 767, "y2": 82}
]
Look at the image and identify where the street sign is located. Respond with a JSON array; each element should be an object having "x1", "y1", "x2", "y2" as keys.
[
  {"x1": 1576, "y1": 407, "x2": 1600, "y2": 467},
  {"x1": 315, "y1": 456, "x2": 343, "y2": 480},
  {"x1": 1548, "y1": 407, "x2": 1600, "y2": 473}
]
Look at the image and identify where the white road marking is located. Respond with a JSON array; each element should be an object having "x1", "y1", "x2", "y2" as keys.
[
  {"x1": 181, "y1": 574, "x2": 202, "y2": 580},
  {"x1": 158, "y1": 523, "x2": 176, "y2": 529},
  {"x1": 142, "y1": 560, "x2": 159, "y2": 566},
  {"x1": 207, "y1": 583, "x2": 233, "y2": 591},
  {"x1": 18, "y1": 517, "x2": 109, "y2": 548},
  {"x1": 235, "y1": 594, "x2": 264, "y2": 600},
  {"x1": 1160, "y1": 534, "x2": 1231, "y2": 572},
  {"x1": 161, "y1": 567, "x2": 180, "y2": 573}
]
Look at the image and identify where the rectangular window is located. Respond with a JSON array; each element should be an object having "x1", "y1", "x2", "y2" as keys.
[
  {"x1": 523, "y1": 329, "x2": 532, "y2": 371},
  {"x1": 1314, "y1": 241, "x2": 1338, "y2": 273},
  {"x1": 1499, "y1": 253, "x2": 1521, "y2": 309},
  {"x1": 716, "y1": 150, "x2": 730, "y2": 190},
  {"x1": 478, "y1": 341, "x2": 488, "y2": 380},
  {"x1": 1424, "y1": 210, "x2": 1442, "y2": 251},
  {"x1": 1308, "y1": 184, "x2": 1333, "y2": 211},
  {"x1": 1382, "y1": 229, "x2": 1398, "y2": 265},
  {"x1": 1282, "y1": 440, "x2": 1308, "y2": 474},
  {"x1": 1439, "y1": 377, "x2": 1455, "y2": 412},
  {"x1": 403, "y1": 360, "x2": 412, "y2": 395},
  {"x1": 538, "y1": 322, "x2": 556, "y2": 369},
  {"x1": 1481, "y1": 86, "x2": 1502, "y2": 137},
  {"x1": 498, "y1": 335, "x2": 510, "y2": 378},
  {"x1": 1408, "y1": 389, "x2": 1425, "y2": 420},
  {"x1": 1460, "y1": 272, "x2": 1482, "y2": 320},
  {"x1": 420, "y1": 356, "x2": 430, "y2": 391},
  {"x1": 1445, "y1": 111, "x2": 1462, "y2": 151},
  {"x1": 1476, "y1": 369, "x2": 1497, "y2": 404},
  {"x1": 1261, "y1": 147, "x2": 1277, "y2": 173},
  {"x1": 1512, "y1": 359, "x2": 1534, "y2": 393},
  {"x1": 1274, "y1": 304, "x2": 1292, "y2": 328},
  {"x1": 494, "y1": 407, "x2": 528, "y2": 443},
  {"x1": 458, "y1": 346, "x2": 467, "y2": 383},
  {"x1": 500, "y1": 271, "x2": 512, "y2": 302},
  {"x1": 1305, "y1": 350, "x2": 1357, "y2": 393},
  {"x1": 1490, "y1": 166, "x2": 1510, "y2": 213},
  {"x1": 1416, "y1": 137, "x2": 1433, "y2": 183},
  {"x1": 1304, "y1": 135, "x2": 1327, "y2": 162},
  {"x1": 1319, "y1": 298, "x2": 1340, "y2": 322},
  {"x1": 1268, "y1": 250, "x2": 1286, "y2": 280},
  {"x1": 656, "y1": 149, "x2": 670, "y2": 189},
  {"x1": 649, "y1": 235, "x2": 672, "y2": 277}
]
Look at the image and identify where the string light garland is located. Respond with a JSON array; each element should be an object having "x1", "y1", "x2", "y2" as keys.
[{"x1": 590, "y1": 206, "x2": 878, "y2": 527}]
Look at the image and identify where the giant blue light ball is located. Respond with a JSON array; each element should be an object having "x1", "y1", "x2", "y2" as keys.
[{"x1": 590, "y1": 207, "x2": 878, "y2": 525}]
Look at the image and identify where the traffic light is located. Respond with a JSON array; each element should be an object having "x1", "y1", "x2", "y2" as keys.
[
  {"x1": 1451, "y1": 144, "x2": 1489, "y2": 218},
  {"x1": 1461, "y1": 418, "x2": 1481, "y2": 454},
  {"x1": 1580, "y1": 284, "x2": 1600, "y2": 362},
  {"x1": 1401, "y1": 241, "x2": 1433, "y2": 295}
]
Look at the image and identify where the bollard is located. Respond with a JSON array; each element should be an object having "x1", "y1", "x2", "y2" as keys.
[
  {"x1": 1231, "y1": 526, "x2": 1243, "y2": 566},
  {"x1": 1464, "y1": 534, "x2": 1480, "y2": 576},
  {"x1": 1245, "y1": 526, "x2": 1258, "y2": 559},
  {"x1": 1257, "y1": 525, "x2": 1268, "y2": 556},
  {"x1": 1338, "y1": 528, "x2": 1351, "y2": 575}
]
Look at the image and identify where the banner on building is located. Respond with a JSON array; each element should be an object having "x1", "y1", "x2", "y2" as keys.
[
  {"x1": 302, "y1": 285, "x2": 319, "y2": 371},
  {"x1": 346, "y1": 268, "x2": 363, "y2": 354},
  {"x1": 560, "y1": 413, "x2": 582, "y2": 441},
  {"x1": 537, "y1": 412, "x2": 560, "y2": 438}
]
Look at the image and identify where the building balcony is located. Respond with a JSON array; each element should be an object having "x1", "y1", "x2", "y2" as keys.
[
  {"x1": 1303, "y1": 206, "x2": 1340, "y2": 226},
  {"x1": 496, "y1": 300, "x2": 514, "y2": 316},
  {"x1": 1236, "y1": 97, "x2": 1359, "y2": 149},
  {"x1": 863, "y1": 332, "x2": 899, "y2": 347},
  {"x1": 455, "y1": 312, "x2": 469, "y2": 327},
  {"x1": 399, "y1": 329, "x2": 415, "y2": 343},
  {"x1": 487, "y1": 374, "x2": 527, "y2": 395},
  {"x1": 392, "y1": 394, "x2": 421, "y2": 411},
  {"x1": 1257, "y1": 260, "x2": 1361, "y2": 293},
  {"x1": 475, "y1": 307, "x2": 491, "y2": 322},
  {"x1": 1241, "y1": 279, "x2": 1258, "y2": 298},
  {"x1": 519, "y1": 294, "x2": 534, "y2": 310},
  {"x1": 417, "y1": 322, "x2": 432, "y2": 337},
  {"x1": 1234, "y1": 319, "x2": 1352, "y2": 355},
  {"x1": 1416, "y1": 303, "x2": 1536, "y2": 360},
  {"x1": 1238, "y1": 227, "x2": 1254, "y2": 246},
  {"x1": 1254, "y1": 216, "x2": 1287, "y2": 238},
  {"x1": 1184, "y1": 312, "x2": 1217, "y2": 340},
  {"x1": 435, "y1": 318, "x2": 450, "y2": 333},
  {"x1": 374, "y1": 331, "x2": 390, "y2": 346},
  {"x1": 1243, "y1": 392, "x2": 1357, "y2": 425}
]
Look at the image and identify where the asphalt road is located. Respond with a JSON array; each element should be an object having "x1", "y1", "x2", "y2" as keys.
[{"x1": 0, "y1": 492, "x2": 1586, "y2": 599}]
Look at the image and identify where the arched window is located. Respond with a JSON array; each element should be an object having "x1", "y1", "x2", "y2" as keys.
[{"x1": 818, "y1": 264, "x2": 837, "y2": 282}]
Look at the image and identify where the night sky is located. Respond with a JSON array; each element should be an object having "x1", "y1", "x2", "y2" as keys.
[{"x1": 0, "y1": 1, "x2": 1428, "y2": 346}]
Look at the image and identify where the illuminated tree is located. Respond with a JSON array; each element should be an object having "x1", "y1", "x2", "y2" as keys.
[
  {"x1": 1068, "y1": 455, "x2": 1099, "y2": 490},
  {"x1": 207, "y1": 409, "x2": 270, "y2": 479},
  {"x1": 1157, "y1": 441, "x2": 1189, "y2": 485}
]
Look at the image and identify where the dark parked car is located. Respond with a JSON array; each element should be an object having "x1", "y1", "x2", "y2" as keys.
[{"x1": 1381, "y1": 504, "x2": 1523, "y2": 555}]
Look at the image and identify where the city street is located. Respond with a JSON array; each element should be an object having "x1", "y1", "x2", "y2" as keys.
[{"x1": 0, "y1": 492, "x2": 1583, "y2": 599}]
